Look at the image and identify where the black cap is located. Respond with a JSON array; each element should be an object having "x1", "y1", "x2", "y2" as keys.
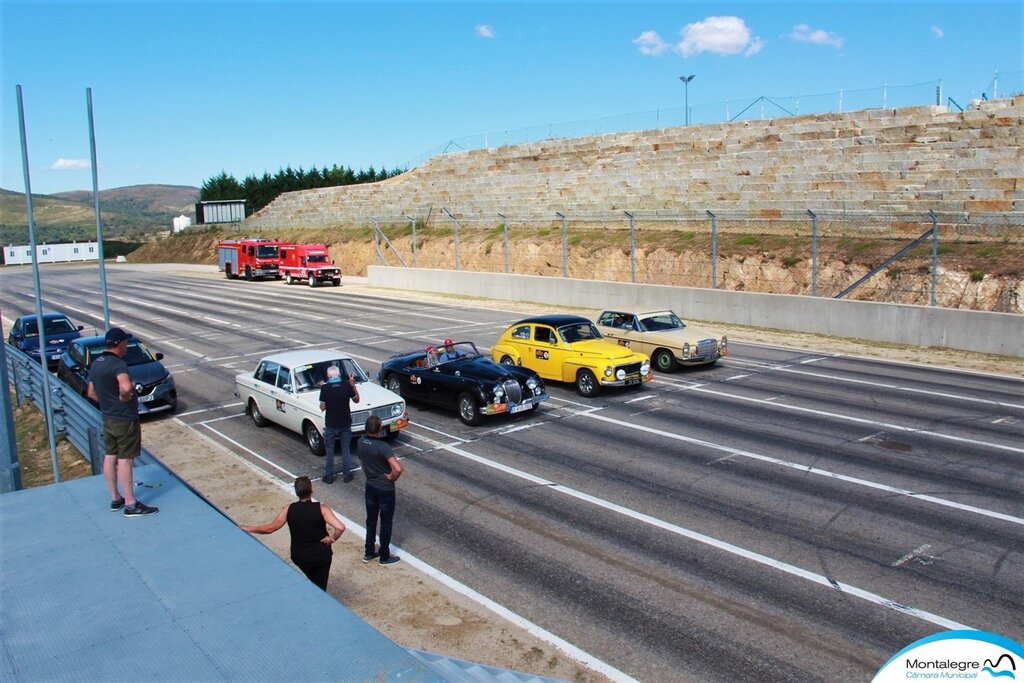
[{"x1": 105, "y1": 327, "x2": 130, "y2": 345}]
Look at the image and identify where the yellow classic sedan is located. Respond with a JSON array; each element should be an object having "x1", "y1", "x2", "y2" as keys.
[
  {"x1": 595, "y1": 309, "x2": 727, "y2": 372},
  {"x1": 491, "y1": 315, "x2": 651, "y2": 397}
]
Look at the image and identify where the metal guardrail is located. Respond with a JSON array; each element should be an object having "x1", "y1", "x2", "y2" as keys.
[{"x1": 4, "y1": 343, "x2": 152, "y2": 487}]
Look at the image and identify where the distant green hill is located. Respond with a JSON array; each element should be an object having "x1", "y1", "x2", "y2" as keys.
[{"x1": 0, "y1": 184, "x2": 198, "y2": 246}]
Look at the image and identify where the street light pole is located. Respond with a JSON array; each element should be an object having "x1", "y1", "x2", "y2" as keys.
[{"x1": 679, "y1": 74, "x2": 695, "y2": 125}]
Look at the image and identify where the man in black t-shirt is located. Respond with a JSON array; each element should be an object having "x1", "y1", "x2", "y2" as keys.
[
  {"x1": 86, "y1": 328, "x2": 158, "y2": 517},
  {"x1": 355, "y1": 415, "x2": 403, "y2": 565},
  {"x1": 318, "y1": 365, "x2": 360, "y2": 484}
]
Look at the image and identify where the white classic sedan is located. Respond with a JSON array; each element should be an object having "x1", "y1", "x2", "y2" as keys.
[{"x1": 235, "y1": 350, "x2": 409, "y2": 455}]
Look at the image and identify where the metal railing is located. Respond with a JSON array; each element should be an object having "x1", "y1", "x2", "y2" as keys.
[
  {"x1": 366, "y1": 209, "x2": 1023, "y2": 312},
  {"x1": 3, "y1": 344, "x2": 152, "y2": 491}
]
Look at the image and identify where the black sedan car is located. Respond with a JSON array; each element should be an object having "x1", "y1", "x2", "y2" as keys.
[
  {"x1": 7, "y1": 312, "x2": 85, "y2": 370},
  {"x1": 377, "y1": 341, "x2": 547, "y2": 426},
  {"x1": 56, "y1": 335, "x2": 177, "y2": 414}
]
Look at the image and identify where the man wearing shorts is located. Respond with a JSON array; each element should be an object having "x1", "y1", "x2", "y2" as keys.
[{"x1": 87, "y1": 327, "x2": 158, "y2": 517}]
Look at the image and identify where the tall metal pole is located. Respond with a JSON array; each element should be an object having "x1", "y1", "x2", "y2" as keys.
[
  {"x1": 497, "y1": 213, "x2": 509, "y2": 273},
  {"x1": 706, "y1": 210, "x2": 717, "y2": 289},
  {"x1": 443, "y1": 208, "x2": 460, "y2": 271},
  {"x1": 929, "y1": 210, "x2": 938, "y2": 307},
  {"x1": 16, "y1": 85, "x2": 61, "y2": 483},
  {"x1": 406, "y1": 215, "x2": 417, "y2": 268},
  {"x1": 556, "y1": 212, "x2": 567, "y2": 277},
  {"x1": 625, "y1": 211, "x2": 636, "y2": 283},
  {"x1": 808, "y1": 209, "x2": 818, "y2": 296},
  {"x1": 86, "y1": 88, "x2": 110, "y2": 328},
  {"x1": 679, "y1": 75, "x2": 695, "y2": 126}
]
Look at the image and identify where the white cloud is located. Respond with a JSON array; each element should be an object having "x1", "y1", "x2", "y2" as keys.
[
  {"x1": 677, "y1": 16, "x2": 763, "y2": 57},
  {"x1": 475, "y1": 24, "x2": 494, "y2": 38},
  {"x1": 787, "y1": 23, "x2": 844, "y2": 49},
  {"x1": 931, "y1": 25, "x2": 944, "y2": 39},
  {"x1": 51, "y1": 159, "x2": 89, "y2": 170},
  {"x1": 633, "y1": 30, "x2": 670, "y2": 56}
]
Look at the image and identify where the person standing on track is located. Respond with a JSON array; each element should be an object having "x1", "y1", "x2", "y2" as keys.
[
  {"x1": 319, "y1": 364, "x2": 360, "y2": 484},
  {"x1": 355, "y1": 416, "x2": 402, "y2": 565}
]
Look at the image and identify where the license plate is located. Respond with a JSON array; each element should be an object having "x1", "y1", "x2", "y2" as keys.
[
  {"x1": 508, "y1": 403, "x2": 532, "y2": 414},
  {"x1": 624, "y1": 377, "x2": 642, "y2": 386},
  {"x1": 139, "y1": 394, "x2": 154, "y2": 403}
]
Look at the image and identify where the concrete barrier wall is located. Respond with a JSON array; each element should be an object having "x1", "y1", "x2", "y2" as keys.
[{"x1": 368, "y1": 266, "x2": 1023, "y2": 357}]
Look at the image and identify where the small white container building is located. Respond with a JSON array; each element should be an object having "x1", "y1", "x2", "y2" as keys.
[
  {"x1": 173, "y1": 215, "x2": 193, "y2": 232},
  {"x1": 3, "y1": 241, "x2": 99, "y2": 265}
]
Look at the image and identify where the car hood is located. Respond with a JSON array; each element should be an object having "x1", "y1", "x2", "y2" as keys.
[
  {"x1": 19, "y1": 330, "x2": 83, "y2": 353},
  {"x1": 567, "y1": 339, "x2": 646, "y2": 361},
  {"x1": 637, "y1": 325, "x2": 719, "y2": 346},
  {"x1": 127, "y1": 360, "x2": 170, "y2": 385},
  {"x1": 288, "y1": 381, "x2": 403, "y2": 410},
  {"x1": 442, "y1": 357, "x2": 533, "y2": 383}
]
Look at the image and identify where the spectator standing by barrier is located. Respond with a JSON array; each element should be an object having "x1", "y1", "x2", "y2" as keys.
[
  {"x1": 319, "y1": 365, "x2": 359, "y2": 484},
  {"x1": 86, "y1": 327, "x2": 158, "y2": 517},
  {"x1": 240, "y1": 476, "x2": 346, "y2": 590},
  {"x1": 355, "y1": 416, "x2": 402, "y2": 565}
]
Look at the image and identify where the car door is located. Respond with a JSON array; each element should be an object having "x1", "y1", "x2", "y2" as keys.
[
  {"x1": 250, "y1": 361, "x2": 283, "y2": 428},
  {"x1": 598, "y1": 311, "x2": 643, "y2": 353},
  {"x1": 524, "y1": 324, "x2": 562, "y2": 380}
]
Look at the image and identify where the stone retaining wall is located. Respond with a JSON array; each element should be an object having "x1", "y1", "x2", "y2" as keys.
[{"x1": 245, "y1": 98, "x2": 1024, "y2": 229}]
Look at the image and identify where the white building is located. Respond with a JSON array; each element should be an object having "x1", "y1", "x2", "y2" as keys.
[
  {"x1": 3, "y1": 241, "x2": 99, "y2": 265},
  {"x1": 173, "y1": 215, "x2": 192, "y2": 232}
]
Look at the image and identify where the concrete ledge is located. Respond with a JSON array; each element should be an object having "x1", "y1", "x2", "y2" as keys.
[{"x1": 367, "y1": 266, "x2": 1023, "y2": 357}]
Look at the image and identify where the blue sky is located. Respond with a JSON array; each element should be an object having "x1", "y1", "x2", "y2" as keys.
[{"x1": 2, "y1": 1, "x2": 1021, "y2": 196}]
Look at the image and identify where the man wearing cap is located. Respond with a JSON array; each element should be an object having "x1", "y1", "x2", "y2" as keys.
[
  {"x1": 438, "y1": 339, "x2": 464, "y2": 363},
  {"x1": 318, "y1": 364, "x2": 360, "y2": 484},
  {"x1": 87, "y1": 328, "x2": 159, "y2": 517}
]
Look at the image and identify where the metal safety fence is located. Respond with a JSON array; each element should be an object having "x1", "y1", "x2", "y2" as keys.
[
  {"x1": 366, "y1": 209, "x2": 1024, "y2": 312},
  {"x1": 3, "y1": 344, "x2": 152, "y2": 491}
]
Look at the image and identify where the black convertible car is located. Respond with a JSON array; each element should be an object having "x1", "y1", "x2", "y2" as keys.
[{"x1": 377, "y1": 341, "x2": 548, "y2": 425}]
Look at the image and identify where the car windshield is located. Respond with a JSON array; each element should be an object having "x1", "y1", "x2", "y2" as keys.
[
  {"x1": 558, "y1": 322, "x2": 602, "y2": 344},
  {"x1": 256, "y1": 245, "x2": 279, "y2": 258},
  {"x1": 431, "y1": 342, "x2": 480, "y2": 366},
  {"x1": 124, "y1": 341, "x2": 155, "y2": 366},
  {"x1": 292, "y1": 358, "x2": 368, "y2": 393},
  {"x1": 639, "y1": 312, "x2": 686, "y2": 332},
  {"x1": 24, "y1": 317, "x2": 76, "y2": 337},
  {"x1": 306, "y1": 254, "x2": 328, "y2": 263}
]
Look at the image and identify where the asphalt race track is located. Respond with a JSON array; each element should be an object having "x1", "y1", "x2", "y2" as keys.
[{"x1": 4, "y1": 264, "x2": 1022, "y2": 681}]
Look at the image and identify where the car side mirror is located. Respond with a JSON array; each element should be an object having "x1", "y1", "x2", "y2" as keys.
[
  {"x1": 76, "y1": 325, "x2": 84, "y2": 331},
  {"x1": 155, "y1": 353, "x2": 164, "y2": 361}
]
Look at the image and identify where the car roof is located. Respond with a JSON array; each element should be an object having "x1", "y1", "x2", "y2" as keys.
[
  {"x1": 75, "y1": 335, "x2": 140, "y2": 349},
  {"x1": 512, "y1": 315, "x2": 592, "y2": 327},
  {"x1": 255, "y1": 349, "x2": 355, "y2": 366},
  {"x1": 16, "y1": 312, "x2": 70, "y2": 322}
]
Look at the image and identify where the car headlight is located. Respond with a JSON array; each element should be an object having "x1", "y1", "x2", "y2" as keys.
[
  {"x1": 604, "y1": 366, "x2": 613, "y2": 377},
  {"x1": 493, "y1": 385, "x2": 504, "y2": 399},
  {"x1": 641, "y1": 361, "x2": 650, "y2": 375},
  {"x1": 615, "y1": 368, "x2": 626, "y2": 380},
  {"x1": 390, "y1": 403, "x2": 404, "y2": 417},
  {"x1": 160, "y1": 374, "x2": 175, "y2": 387},
  {"x1": 721, "y1": 335, "x2": 728, "y2": 349},
  {"x1": 526, "y1": 377, "x2": 538, "y2": 390},
  {"x1": 682, "y1": 342, "x2": 691, "y2": 358}
]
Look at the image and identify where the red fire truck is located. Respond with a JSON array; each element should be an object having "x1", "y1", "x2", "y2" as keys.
[
  {"x1": 217, "y1": 238, "x2": 286, "y2": 281},
  {"x1": 278, "y1": 243, "x2": 341, "y2": 287}
]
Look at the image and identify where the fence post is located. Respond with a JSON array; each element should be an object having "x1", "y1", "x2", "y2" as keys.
[
  {"x1": 808, "y1": 209, "x2": 818, "y2": 296},
  {"x1": 497, "y1": 213, "x2": 509, "y2": 273},
  {"x1": 372, "y1": 218, "x2": 383, "y2": 264},
  {"x1": 443, "y1": 208, "x2": 460, "y2": 271},
  {"x1": 929, "y1": 210, "x2": 938, "y2": 307},
  {"x1": 706, "y1": 210, "x2": 718, "y2": 289},
  {"x1": 624, "y1": 211, "x2": 636, "y2": 283},
  {"x1": 556, "y1": 212, "x2": 567, "y2": 277},
  {"x1": 406, "y1": 215, "x2": 417, "y2": 268}
]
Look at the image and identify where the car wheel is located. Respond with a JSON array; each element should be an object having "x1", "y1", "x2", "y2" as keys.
[
  {"x1": 332, "y1": 278, "x2": 341, "y2": 287},
  {"x1": 653, "y1": 349, "x2": 677, "y2": 373},
  {"x1": 225, "y1": 267, "x2": 234, "y2": 279},
  {"x1": 308, "y1": 273, "x2": 317, "y2": 287},
  {"x1": 249, "y1": 399, "x2": 267, "y2": 427},
  {"x1": 285, "y1": 274, "x2": 293, "y2": 285},
  {"x1": 305, "y1": 421, "x2": 325, "y2": 456},
  {"x1": 575, "y1": 369, "x2": 600, "y2": 397},
  {"x1": 245, "y1": 266, "x2": 253, "y2": 281},
  {"x1": 457, "y1": 392, "x2": 482, "y2": 426},
  {"x1": 500, "y1": 355, "x2": 516, "y2": 366},
  {"x1": 385, "y1": 374, "x2": 403, "y2": 397}
]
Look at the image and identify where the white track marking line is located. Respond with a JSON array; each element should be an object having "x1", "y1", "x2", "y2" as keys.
[
  {"x1": 177, "y1": 418, "x2": 634, "y2": 682},
  {"x1": 581, "y1": 411, "x2": 1023, "y2": 527},
  {"x1": 403, "y1": 430, "x2": 970, "y2": 631}
]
